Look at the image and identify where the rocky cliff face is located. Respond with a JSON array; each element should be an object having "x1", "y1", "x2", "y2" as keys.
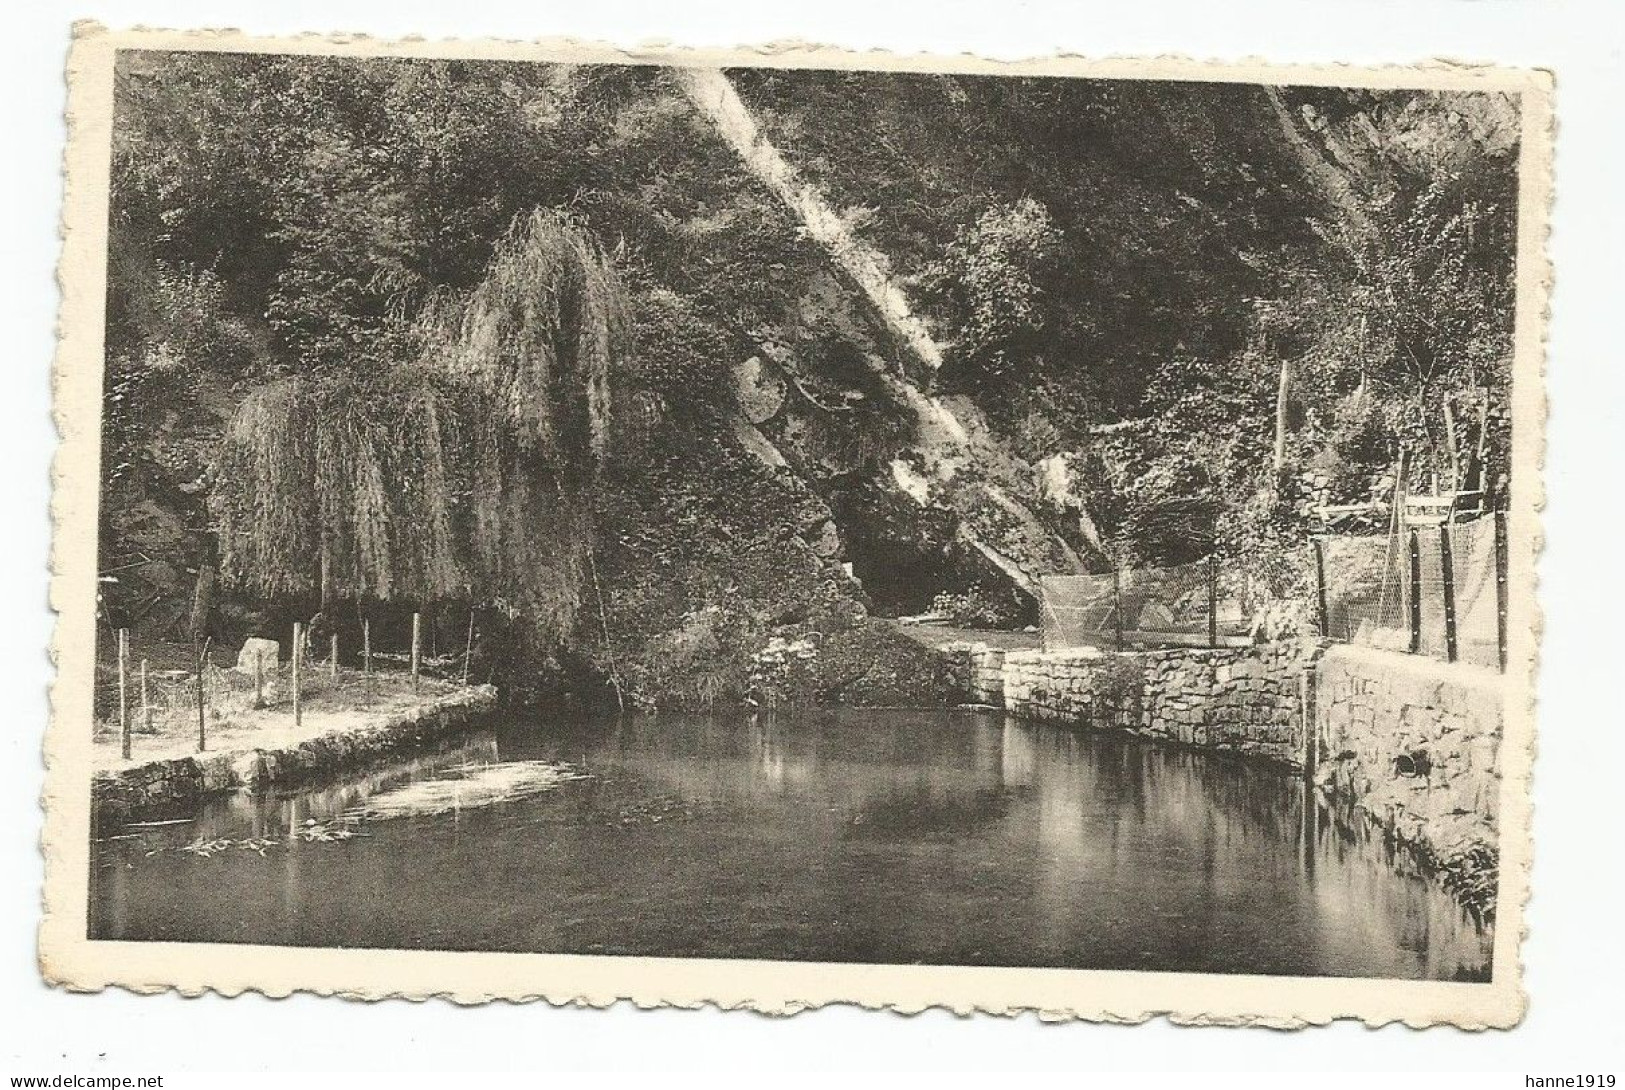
[{"x1": 679, "y1": 68, "x2": 1087, "y2": 613}]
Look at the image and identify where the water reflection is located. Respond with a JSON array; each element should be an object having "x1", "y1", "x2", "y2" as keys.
[{"x1": 90, "y1": 708, "x2": 1492, "y2": 980}]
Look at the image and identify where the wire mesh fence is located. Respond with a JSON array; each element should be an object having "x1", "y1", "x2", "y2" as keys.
[
  {"x1": 94, "y1": 611, "x2": 480, "y2": 760},
  {"x1": 1040, "y1": 557, "x2": 1254, "y2": 652},
  {"x1": 1314, "y1": 533, "x2": 1409, "y2": 651},
  {"x1": 1314, "y1": 512, "x2": 1506, "y2": 670},
  {"x1": 1450, "y1": 516, "x2": 1504, "y2": 669},
  {"x1": 1043, "y1": 513, "x2": 1508, "y2": 670},
  {"x1": 1039, "y1": 572, "x2": 1116, "y2": 651},
  {"x1": 1414, "y1": 531, "x2": 1450, "y2": 661}
]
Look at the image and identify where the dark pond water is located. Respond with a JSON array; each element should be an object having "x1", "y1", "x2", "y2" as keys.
[{"x1": 89, "y1": 708, "x2": 1492, "y2": 980}]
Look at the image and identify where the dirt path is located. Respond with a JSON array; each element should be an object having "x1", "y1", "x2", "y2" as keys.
[
  {"x1": 92, "y1": 672, "x2": 466, "y2": 773},
  {"x1": 887, "y1": 621, "x2": 1041, "y2": 652}
]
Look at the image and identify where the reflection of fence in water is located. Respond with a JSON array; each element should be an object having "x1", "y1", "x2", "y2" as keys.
[
  {"x1": 1314, "y1": 513, "x2": 1506, "y2": 670},
  {"x1": 1040, "y1": 557, "x2": 1253, "y2": 652}
]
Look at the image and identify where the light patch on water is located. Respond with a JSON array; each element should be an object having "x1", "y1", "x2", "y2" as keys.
[{"x1": 346, "y1": 761, "x2": 586, "y2": 820}]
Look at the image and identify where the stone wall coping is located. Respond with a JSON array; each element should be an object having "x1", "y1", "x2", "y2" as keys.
[
  {"x1": 1320, "y1": 643, "x2": 1506, "y2": 693},
  {"x1": 1003, "y1": 639, "x2": 1328, "y2": 668},
  {"x1": 93, "y1": 684, "x2": 500, "y2": 822}
]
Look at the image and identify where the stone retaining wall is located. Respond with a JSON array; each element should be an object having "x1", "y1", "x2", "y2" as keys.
[
  {"x1": 999, "y1": 640, "x2": 1324, "y2": 769},
  {"x1": 1313, "y1": 644, "x2": 1503, "y2": 912},
  {"x1": 939, "y1": 642, "x2": 1007, "y2": 706},
  {"x1": 92, "y1": 685, "x2": 499, "y2": 825}
]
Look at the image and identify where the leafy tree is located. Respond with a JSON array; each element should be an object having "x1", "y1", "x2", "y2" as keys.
[
  {"x1": 922, "y1": 197, "x2": 1061, "y2": 388},
  {"x1": 1262, "y1": 89, "x2": 1519, "y2": 502}
]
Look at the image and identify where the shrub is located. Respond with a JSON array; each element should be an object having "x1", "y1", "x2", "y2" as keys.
[{"x1": 930, "y1": 584, "x2": 1017, "y2": 629}]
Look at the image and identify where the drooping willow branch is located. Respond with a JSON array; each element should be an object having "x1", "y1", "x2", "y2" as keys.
[{"x1": 210, "y1": 209, "x2": 629, "y2": 643}]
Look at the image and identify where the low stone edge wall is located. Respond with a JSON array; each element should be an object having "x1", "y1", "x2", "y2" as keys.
[
  {"x1": 92, "y1": 685, "x2": 499, "y2": 825},
  {"x1": 1313, "y1": 644, "x2": 1504, "y2": 918},
  {"x1": 939, "y1": 639, "x2": 1324, "y2": 770}
]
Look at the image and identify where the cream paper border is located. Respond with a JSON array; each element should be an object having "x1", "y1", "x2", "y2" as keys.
[{"x1": 43, "y1": 22, "x2": 1552, "y2": 1027}]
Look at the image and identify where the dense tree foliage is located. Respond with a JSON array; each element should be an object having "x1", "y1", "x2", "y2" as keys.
[
  {"x1": 100, "y1": 51, "x2": 1521, "y2": 701},
  {"x1": 210, "y1": 211, "x2": 624, "y2": 648},
  {"x1": 733, "y1": 72, "x2": 1519, "y2": 571}
]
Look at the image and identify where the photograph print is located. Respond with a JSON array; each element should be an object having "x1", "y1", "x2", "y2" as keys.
[{"x1": 46, "y1": 27, "x2": 1548, "y2": 1026}]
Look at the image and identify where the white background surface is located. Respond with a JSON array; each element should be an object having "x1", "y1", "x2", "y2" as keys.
[{"x1": 2, "y1": 0, "x2": 1621, "y2": 1073}]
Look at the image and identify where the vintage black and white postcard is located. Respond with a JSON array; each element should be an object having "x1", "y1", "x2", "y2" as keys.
[{"x1": 45, "y1": 24, "x2": 1549, "y2": 1026}]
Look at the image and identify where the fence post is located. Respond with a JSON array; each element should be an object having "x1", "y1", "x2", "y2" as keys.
[
  {"x1": 330, "y1": 632, "x2": 338, "y2": 678},
  {"x1": 139, "y1": 658, "x2": 151, "y2": 740},
  {"x1": 362, "y1": 618, "x2": 371, "y2": 676},
  {"x1": 463, "y1": 608, "x2": 475, "y2": 686},
  {"x1": 194, "y1": 639, "x2": 209, "y2": 753},
  {"x1": 1438, "y1": 524, "x2": 1459, "y2": 663},
  {"x1": 1494, "y1": 510, "x2": 1509, "y2": 672},
  {"x1": 411, "y1": 612, "x2": 422, "y2": 689},
  {"x1": 292, "y1": 622, "x2": 303, "y2": 727},
  {"x1": 1311, "y1": 539, "x2": 1330, "y2": 639},
  {"x1": 1112, "y1": 566, "x2": 1124, "y2": 651},
  {"x1": 116, "y1": 628, "x2": 129, "y2": 759},
  {"x1": 1406, "y1": 529, "x2": 1422, "y2": 655},
  {"x1": 1207, "y1": 554, "x2": 1219, "y2": 648}
]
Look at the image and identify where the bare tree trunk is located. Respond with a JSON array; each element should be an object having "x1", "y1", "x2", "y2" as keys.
[
  {"x1": 1442, "y1": 394, "x2": 1461, "y2": 493},
  {"x1": 188, "y1": 536, "x2": 216, "y2": 641},
  {"x1": 1273, "y1": 356, "x2": 1294, "y2": 484},
  {"x1": 319, "y1": 541, "x2": 331, "y2": 610},
  {"x1": 1471, "y1": 390, "x2": 1491, "y2": 495}
]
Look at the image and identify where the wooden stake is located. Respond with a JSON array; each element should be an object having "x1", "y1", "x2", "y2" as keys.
[
  {"x1": 1311, "y1": 539, "x2": 1330, "y2": 639},
  {"x1": 1272, "y1": 356, "x2": 1293, "y2": 482},
  {"x1": 1494, "y1": 510, "x2": 1509, "y2": 673},
  {"x1": 362, "y1": 618, "x2": 371, "y2": 676},
  {"x1": 410, "y1": 612, "x2": 422, "y2": 689},
  {"x1": 1406, "y1": 530, "x2": 1422, "y2": 656},
  {"x1": 1442, "y1": 394, "x2": 1461, "y2": 494},
  {"x1": 1112, "y1": 566, "x2": 1124, "y2": 651},
  {"x1": 195, "y1": 638, "x2": 210, "y2": 753},
  {"x1": 292, "y1": 622, "x2": 303, "y2": 727},
  {"x1": 116, "y1": 628, "x2": 129, "y2": 759},
  {"x1": 462, "y1": 608, "x2": 475, "y2": 686},
  {"x1": 329, "y1": 632, "x2": 338, "y2": 678},
  {"x1": 1439, "y1": 525, "x2": 1459, "y2": 663},
  {"x1": 1207, "y1": 554, "x2": 1219, "y2": 649},
  {"x1": 139, "y1": 659, "x2": 151, "y2": 739}
]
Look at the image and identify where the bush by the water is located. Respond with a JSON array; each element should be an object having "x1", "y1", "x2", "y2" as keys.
[
  {"x1": 929, "y1": 585, "x2": 1019, "y2": 629},
  {"x1": 809, "y1": 622, "x2": 951, "y2": 707}
]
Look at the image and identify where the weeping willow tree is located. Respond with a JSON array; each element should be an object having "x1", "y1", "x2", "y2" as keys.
[
  {"x1": 416, "y1": 207, "x2": 624, "y2": 471},
  {"x1": 212, "y1": 209, "x2": 628, "y2": 643}
]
